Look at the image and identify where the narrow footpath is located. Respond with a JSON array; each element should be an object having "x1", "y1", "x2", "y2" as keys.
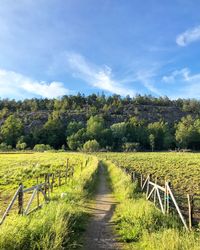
[{"x1": 82, "y1": 165, "x2": 122, "y2": 250}]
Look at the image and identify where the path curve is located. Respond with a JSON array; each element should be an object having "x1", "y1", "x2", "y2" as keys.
[{"x1": 82, "y1": 165, "x2": 122, "y2": 250}]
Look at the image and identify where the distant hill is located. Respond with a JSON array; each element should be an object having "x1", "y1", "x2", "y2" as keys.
[
  {"x1": 0, "y1": 94, "x2": 200, "y2": 151},
  {"x1": 0, "y1": 94, "x2": 199, "y2": 130}
]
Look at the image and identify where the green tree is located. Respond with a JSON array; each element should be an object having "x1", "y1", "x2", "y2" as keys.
[
  {"x1": 43, "y1": 116, "x2": 65, "y2": 148},
  {"x1": 149, "y1": 134, "x2": 155, "y2": 152},
  {"x1": 126, "y1": 117, "x2": 148, "y2": 148},
  {"x1": 83, "y1": 139, "x2": 100, "y2": 152},
  {"x1": 148, "y1": 121, "x2": 173, "y2": 150},
  {"x1": 111, "y1": 122, "x2": 127, "y2": 149},
  {"x1": 66, "y1": 121, "x2": 83, "y2": 136},
  {"x1": 86, "y1": 115, "x2": 105, "y2": 138},
  {"x1": 175, "y1": 115, "x2": 200, "y2": 149},
  {"x1": 16, "y1": 142, "x2": 27, "y2": 150},
  {"x1": 67, "y1": 128, "x2": 87, "y2": 150},
  {"x1": 122, "y1": 142, "x2": 140, "y2": 152},
  {"x1": 0, "y1": 115, "x2": 23, "y2": 147}
]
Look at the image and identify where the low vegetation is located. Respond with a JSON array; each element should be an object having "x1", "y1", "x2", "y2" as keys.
[
  {"x1": 104, "y1": 160, "x2": 200, "y2": 250},
  {"x1": 98, "y1": 152, "x2": 200, "y2": 195},
  {"x1": 0, "y1": 153, "x2": 99, "y2": 249}
]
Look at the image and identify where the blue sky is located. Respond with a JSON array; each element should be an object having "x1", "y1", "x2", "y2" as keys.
[{"x1": 0, "y1": 0, "x2": 200, "y2": 99}]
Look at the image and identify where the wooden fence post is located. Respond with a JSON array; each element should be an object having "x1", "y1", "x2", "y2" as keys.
[
  {"x1": 58, "y1": 171, "x2": 61, "y2": 186},
  {"x1": 140, "y1": 174, "x2": 143, "y2": 189},
  {"x1": 18, "y1": 183, "x2": 23, "y2": 214},
  {"x1": 187, "y1": 194, "x2": 194, "y2": 230},
  {"x1": 164, "y1": 178, "x2": 168, "y2": 214},
  {"x1": 47, "y1": 174, "x2": 50, "y2": 198},
  {"x1": 166, "y1": 181, "x2": 171, "y2": 214},
  {"x1": 146, "y1": 174, "x2": 151, "y2": 199},
  {"x1": 131, "y1": 171, "x2": 135, "y2": 182},
  {"x1": 44, "y1": 174, "x2": 47, "y2": 195},
  {"x1": 154, "y1": 177, "x2": 157, "y2": 204},
  {"x1": 36, "y1": 177, "x2": 40, "y2": 208},
  {"x1": 51, "y1": 173, "x2": 54, "y2": 192},
  {"x1": 81, "y1": 162, "x2": 83, "y2": 172}
]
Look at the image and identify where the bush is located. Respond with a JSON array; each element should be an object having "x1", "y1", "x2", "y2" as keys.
[
  {"x1": 83, "y1": 140, "x2": 100, "y2": 152},
  {"x1": 33, "y1": 144, "x2": 52, "y2": 152},
  {"x1": 122, "y1": 142, "x2": 140, "y2": 152},
  {"x1": 0, "y1": 143, "x2": 12, "y2": 151},
  {"x1": 16, "y1": 142, "x2": 27, "y2": 150}
]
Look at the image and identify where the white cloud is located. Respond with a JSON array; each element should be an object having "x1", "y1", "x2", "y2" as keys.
[
  {"x1": 162, "y1": 68, "x2": 189, "y2": 83},
  {"x1": 22, "y1": 81, "x2": 69, "y2": 98},
  {"x1": 66, "y1": 52, "x2": 135, "y2": 96},
  {"x1": 176, "y1": 25, "x2": 200, "y2": 46},
  {"x1": 162, "y1": 68, "x2": 200, "y2": 98},
  {"x1": 0, "y1": 69, "x2": 69, "y2": 99},
  {"x1": 134, "y1": 69, "x2": 162, "y2": 96}
]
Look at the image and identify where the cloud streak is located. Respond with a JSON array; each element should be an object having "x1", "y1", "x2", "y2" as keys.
[
  {"x1": 162, "y1": 68, "x2": 200, "y2": 98},
  {"x1": 176, "y1": 25, "x2": 200, "y2": 46},
  {"x1": 134, "y1": 69, "x2": 162, "y2": 96},
  {"x1": 0, "y1": 69, "x2": 69, "y2": 99},
  {"x1": 66, "y1": 52, "x2": 136, "y2": 96}
]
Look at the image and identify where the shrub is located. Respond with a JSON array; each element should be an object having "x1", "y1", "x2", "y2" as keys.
[
  {"x1": 83, "y1": 139, "x2": 100, "y2": 152},
  {"x1": 16, "y1": 142, "x2": 27, "y2": 150},
  {"x1": 122, "y1": 142, "x2": 140, "y2": 152},
  {"x1": 0, "y1": 143, "x2": 12, "y2": 151},
  {"x1": 33, "y1": 144, "x2": 52, "y2": 152}
]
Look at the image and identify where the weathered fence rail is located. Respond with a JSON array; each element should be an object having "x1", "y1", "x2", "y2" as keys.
[
  {"x1": 122, "y1": 166, "x2": 200, "y2": 231},
  {"x1": 0, "y1": 159, "x2": 74, "y2": 226}
]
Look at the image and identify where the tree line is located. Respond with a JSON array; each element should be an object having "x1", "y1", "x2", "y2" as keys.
[
  {"x1": 1, "y1": 94, "x2": 200, "y2": 114},
  {"x1": 0, "y1": 111, "x2": 199, "y2": 151}
]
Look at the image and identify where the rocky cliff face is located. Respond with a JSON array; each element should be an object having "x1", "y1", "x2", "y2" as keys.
[{"x1": 4, "y1": 103, "x2": 191, "y2": 134}]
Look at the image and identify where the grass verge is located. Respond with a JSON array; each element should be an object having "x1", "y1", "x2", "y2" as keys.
[
  {"x1": 0, "y1": 155, "x2": 99, "y2": 250},
  {"x1": 103, "y1": 160, "x2": 200, "y2": 250}
]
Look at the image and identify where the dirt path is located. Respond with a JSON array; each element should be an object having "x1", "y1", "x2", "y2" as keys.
[{"x1": 82, "y1": 165, "x2": 122, "y2": 250}]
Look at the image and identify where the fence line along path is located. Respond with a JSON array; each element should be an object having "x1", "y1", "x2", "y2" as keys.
[
  {"x1": 0, "y1": 159, "x2": 74, "y2": 226},
  {"x1": 123, "y1": 166, "x2": 198, "y2": 231}
]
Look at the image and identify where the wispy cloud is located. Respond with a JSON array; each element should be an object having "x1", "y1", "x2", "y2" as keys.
[
  {"x1": 176, "y1": 25, "x2": 200, "y2": 46},
  {"x1": 0, "y1": 69, "x2": 69, "y2": 99},
  {"x1": 162, "y1": 68, "x2": 189, "y2": 83},
  {"x1": 134, "y1": 69, "x2": 162, "y2": 96},
  {"x1": 65, "y1": 52, "x2": 136, "y2": 96},
  {"x1": 162, "y1": 68, "x2": 200, "y2": 98}
]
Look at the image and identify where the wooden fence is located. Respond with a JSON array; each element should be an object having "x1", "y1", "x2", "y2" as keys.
[
  {"x1": 0, "y1": 160, "x2": 74, "y2": 226},
  {"x1": 124, "y1": 167, "x2": 199, "y2": 231}
]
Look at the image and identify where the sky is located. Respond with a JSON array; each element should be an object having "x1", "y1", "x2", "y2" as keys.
[{"x1": 0, "y1": 0, "x2": 200, "y2": 100}]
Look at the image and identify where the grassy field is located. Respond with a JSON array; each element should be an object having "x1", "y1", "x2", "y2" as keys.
[
  {"x1": 104, "y1": 159, "x2": 200, "y2": 250},
  {"x1": 0, "y1": 152, "x2": 99, "y2": 249},
  {"x1": 97, "y1": 152, "x2": 200, "y2": 195},
  {"x1": 0, "y1": 152, "x2": 92, "y2": 215}
]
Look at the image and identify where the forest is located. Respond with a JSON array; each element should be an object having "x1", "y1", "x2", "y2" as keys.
[{"x1": 0, "y1": 94, "x2": 200, "y2": 151}]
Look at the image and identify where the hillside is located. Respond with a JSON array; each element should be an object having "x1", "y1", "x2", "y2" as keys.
[{"x1": 0, "y1": 94, "x2": 200, "y2": 151}]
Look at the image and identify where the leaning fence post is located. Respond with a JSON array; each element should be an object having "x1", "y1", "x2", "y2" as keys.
[
  {"x1": 18, "y1": 183, "x2": 23, "y2": 215},
  {"x1": 166, "y1": 181, "x2": 171, "y2": 214},
  {"x1": 187, "y1": 194, "x2": 194, "y2": 230},
  {"x1": 146, "y1": 174, "x2": 151, "y2": 199}
]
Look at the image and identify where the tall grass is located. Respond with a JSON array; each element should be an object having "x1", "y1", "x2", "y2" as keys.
[
  {"x1": 0, "y1": 155, "x2": 99, "y2": 250},
  {"x1": 104, "y1": 160, "x2": 200, "y2": 250}
]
